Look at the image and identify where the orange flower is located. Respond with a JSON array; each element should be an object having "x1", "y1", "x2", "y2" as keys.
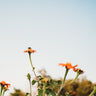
[
  {"x1": 94, "y1": 82, "x2": 96, "y2": 85},
  {"x1": 0, "y1": 81, "x2": 6, "y2": 85},
  {"x1": 0, "y1": 81, "x2": 10, "y2": 88},
  {"x1": 42, "y1": 78, "x2": 48, "y2": 83},
  {"x1": 72, "y1": 91, "x2": 76, "y2": 95},
  {"x1": 59, "y1": 62, "x2": 78, "y2": 70},
  {"x1": 3, "y1": 86, "x2": 9, "y2": 90},
  {"x1": 73, "y1": 68, "x2": 84, "y2": 74},
  {"x1": 24, "y1": 47, "x2": 36, "y2": 53}
]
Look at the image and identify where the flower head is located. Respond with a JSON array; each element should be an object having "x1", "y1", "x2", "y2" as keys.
[
  {"x1": 24, "y1": 47, "x2": 36, "y2": 53},
  {"x1": 59, "y1": 62, "x2": 78, "y2": 70},
  {"x1": 73, "y1": 68, "x2": 84, "y2": 74},
  {"x1": 0, "y1": 81, "x2": 6, "y2": 85},
  {"x1": 72, "y1": 91, "x2": 76, "y2": 95},
  {"x1": 42, "y1": 78, "x2": 48, "y2": 83},
  {"x1": 0, "y1": 81, "x2": 10, "y2": 89},
  {"x1": 94, "y1": 82, "x2": 96, "y2": 86}
]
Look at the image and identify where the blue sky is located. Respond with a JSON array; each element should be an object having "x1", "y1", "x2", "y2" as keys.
[{"x1": 0, "y1": 0, "x2": 96, "y2": 95}]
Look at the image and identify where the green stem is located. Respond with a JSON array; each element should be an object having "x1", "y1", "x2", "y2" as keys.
[
  {"x1": 62, "y1": 68, "x2": 69, "y2": 86},
  {"x1": 43, "y1": 83, "x2": 46, "y2": 96},
  {"x1": 89, "y1": 86, "x2": 96, "y2": 96},
  {"x1": 29, "y1": 80, "x2": 32, "y2": 96},
  {"x1": 0, "y1": 86, "x2": 3, "y2": 96},
  {"x1": 29, "y1": 53, "x2": 37, "y2": 79},
  {"x1": 57, "y1": 68, "x2": 69, "y2": 96},
  {"x1": 2, "y1": 89, "x2": 5, "y2": 96},
  {"x1": 70, "y1": 72, "x2": 80, "y2": 84}
]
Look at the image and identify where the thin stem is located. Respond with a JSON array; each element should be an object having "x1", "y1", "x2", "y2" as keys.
[
  {"x1": 89, "y1": 86, "x2": 96, "y2": 96},
  {"x1": 62, "y1": 68, "x2": 69, "y2": 86},
  {"x1": 57, "y1": 68, "x2": 69, "y2": 96},
  {"x1": 0, "y1": 86, "x2": 3, "y2": 96},
  {"x1": 43, "y1": 83, "x2": 46, "y2": 96},
  {"x1": 2, "y1": 90, "x2": 5, "y2": 96},
  {"x1": 29, "y1": 80, "x2": 32, "y2": 96},
  {"x1": 29, "y1": 53, "x2": 37, "y2": 79},
  {"x1": 70, "y1": 72, "x2": 80, "y2": 84}
]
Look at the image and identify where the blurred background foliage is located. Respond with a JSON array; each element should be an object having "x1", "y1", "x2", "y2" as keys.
[
  {"x1": 60, "y1": 78, "x2": 96, "y2": 96},
  {"x1": 10, "y1": 89, "x2": 25, "y2": 96},
  {"x1": 10, "y1": 69, "x2": 96, "y2": 96}
]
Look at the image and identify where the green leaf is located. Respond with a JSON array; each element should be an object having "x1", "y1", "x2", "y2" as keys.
[
  {"x1": 53, "y1": 81, "x2": 58, "y2": 87},
  {"x1": 50, "y1": 79, "x2": 58, "y2": 87},
  {"x1": 57, "y1": 80, "x2": 62, "y2": 85},
  {"x1": 38, "y1": 89, "x2": 43, "y2": 96},
  {"x1": 25, "y1": 93, "x2": 29, "y2": 96},
  {"x1": 48, "y1": 91, "x2": 56, "y2": 96},
  {"x1": 65, "y1": 92, "x2": 70, "y2": 96},
  {"x1": 32, "y1": 80, "x2": 36, "y2": 85},
  {"x1": 46, "y1": 88, "x2": 56, "y2": 96},
  {"x1": 37, "y1": 75, "x2": 41, "y2": 78}
]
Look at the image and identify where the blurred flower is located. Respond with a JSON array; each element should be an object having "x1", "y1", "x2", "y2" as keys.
[
  {"x1": 3, "y1": 86, "x2": 9, "y2": 91},
  {"x1": 24, "y1": 47, "x2": 36, "y2": 53},
  {"x1": 42, "y1": 78, "x2": 48, "y2": 83},
  {"x1": 72, "y1": 91, "x2": 76, "y2": 95},
  {"x1": 0, "y1": 81, "x2": 10, "y2": 88},
  {"x1": 94, "y1": 82, "x2": 96, "y2": 86},
  {"x1": 0, "y1": 81, "x2": 10, "y2": 90},
  {"x1": 0, "y1": 81, "x2": 6, "y2": 85},
  {"x1": 59, "y1": 62, "x2": 78, "y2": 70}
]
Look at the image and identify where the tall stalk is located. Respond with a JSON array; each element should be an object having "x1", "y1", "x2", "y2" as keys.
[
  {"x1": 29, "y1": 80, "x2": 32, "y2": 96},
  {"x1": 57, "y1": 68, "x2": 69, "y2": 96},
  {"x1": 43, "y1": 83, "x2": 46, "y2": 96},
  {"x1": 29, "y1": 53, "x2": 37, "y2": 79},
  {"x1": 70, "y1": 72, "x2": 80, "y2": 84},
  {"x1": 89, "y1": 86, "x2": 96, "y2": 96}
]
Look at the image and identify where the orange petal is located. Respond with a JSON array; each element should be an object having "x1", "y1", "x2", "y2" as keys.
[
  {"x1": 24, "y1": 50, "x2": 28, "y2": 52},
  {"x1": 59, "y1": 63, "x2": 66, "y2": 67},
  {"x1": 73, "y1": 64, "x2": 78, "y2": 68},
  {"x1": 0, "y1": 81, "x2": 6, "y2": 85}
]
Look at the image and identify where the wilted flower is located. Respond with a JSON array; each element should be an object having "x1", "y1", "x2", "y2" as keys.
[{"x1": 73, "y1": 68, "x2": 84, "y2": 74}]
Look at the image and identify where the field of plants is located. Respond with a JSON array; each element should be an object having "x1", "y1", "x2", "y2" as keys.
[{"x1": 0, "y1": 47, "x2": 96, "y2": 96}]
